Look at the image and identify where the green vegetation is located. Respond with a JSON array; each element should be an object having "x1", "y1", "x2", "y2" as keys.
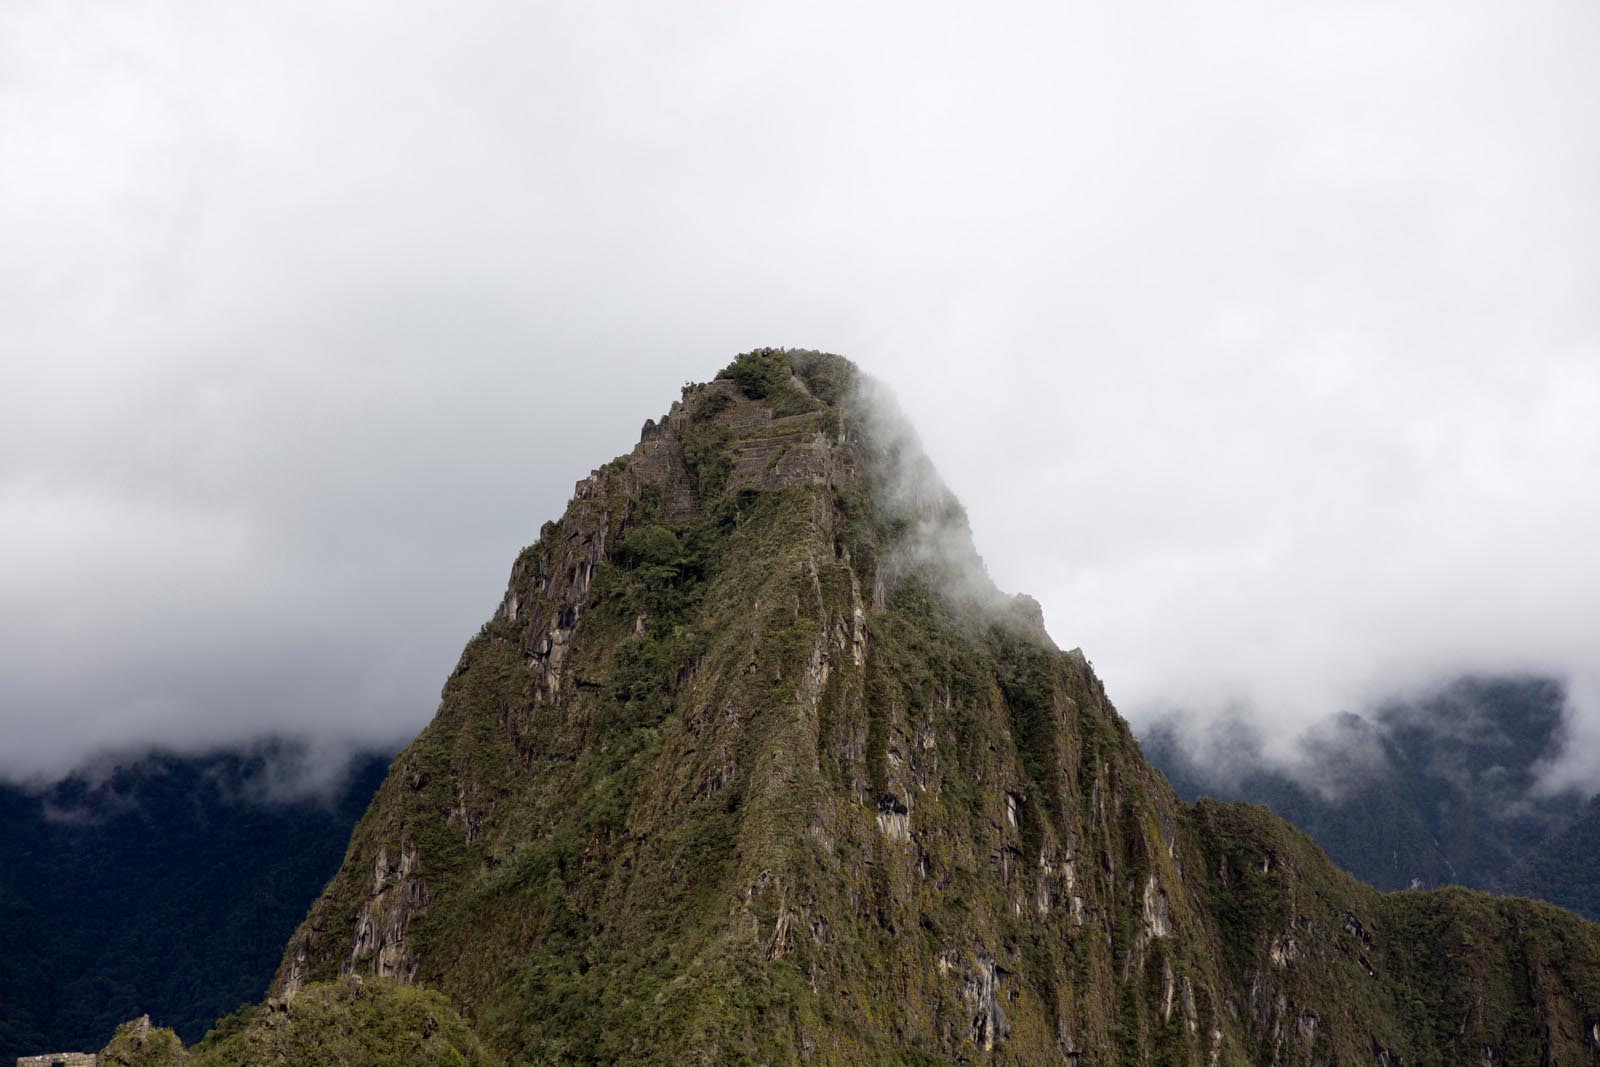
[
  {"x1": 192, "y1": 978, "x2": 497, "y2": 1067},
  {"x1": 716, "y1": 348, "x2": 791, "y2": 399},
  {"x1": 100, "y1": 1017, "x2": 189, "y2": 1067},
  {"x1": 716, "y1": 347, "x2": 831, "y2": 416},
  {"x1": 680, "y1": 390, "x2": 736, "y2": 495},
  {"x1": 785, "y1": 349, "x2": 854, "y2": 405}
]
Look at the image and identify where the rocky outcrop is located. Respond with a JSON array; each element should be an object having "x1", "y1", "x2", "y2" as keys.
[
  {"x1": 346, "y1": 842, "x2": 427, "y2": 984},
  {"x1": 97, "y1": 1015, "x2": 187, "y2": 1067}
]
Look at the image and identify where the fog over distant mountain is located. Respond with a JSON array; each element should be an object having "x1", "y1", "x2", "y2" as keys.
[{"x1": 1141, "y1": 674, "x2": 1599, "y2": 920}]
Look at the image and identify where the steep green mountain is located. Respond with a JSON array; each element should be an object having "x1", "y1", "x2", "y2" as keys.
[
  {"x1": 236, "y1": 350, "x2": 1600, "y2": 1065},
  {"x1": 0, "y1": 746, "x2": 389, "y2": 1060},
  {"x1": 1141, "y1": 678, "x2": 1596, "y2": 918},
  {"x1": 63, "y1": 351, "x2": 1592, "y2": 1065}
]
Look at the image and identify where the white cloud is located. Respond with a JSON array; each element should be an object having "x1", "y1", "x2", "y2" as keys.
[{"x1": 1, "y1": 0, "x2": 1597, "y2": 788}]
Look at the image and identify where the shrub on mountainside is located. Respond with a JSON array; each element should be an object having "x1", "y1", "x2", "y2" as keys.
[
  {"x1": 192, "y1": 977, "x2": 498, "y2": 1067},
  {"x1": 100, "y1": 1015, "x2": 188, "y2": 1067}
]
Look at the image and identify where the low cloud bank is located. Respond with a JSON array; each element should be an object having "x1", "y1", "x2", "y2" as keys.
[
  {"x1": 27, "y1": 736, "x2": 394, "y2": 818},
  {"x1": 1139, "y1": 675, "x2": 1586, "y2": 891}
]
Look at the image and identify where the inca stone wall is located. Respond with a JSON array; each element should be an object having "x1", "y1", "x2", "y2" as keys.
[{"x1": 17, "y1": 1053, "x2": 97, "y2": 1067}]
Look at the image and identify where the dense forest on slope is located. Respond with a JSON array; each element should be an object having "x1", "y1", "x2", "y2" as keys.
[
  {"x1": 1503, "y1": 794, "x2": 1600, "y2": 922},
  {"x1": 0, "y1": 747, "x2": 389, "y2": 1060}
]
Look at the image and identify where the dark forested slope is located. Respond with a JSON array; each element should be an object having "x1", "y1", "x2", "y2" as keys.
[{"x1": 0, "y1": 747, "x2": 388, "y2": 1060}]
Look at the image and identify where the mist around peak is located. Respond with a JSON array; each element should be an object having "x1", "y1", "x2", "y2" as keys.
[{"x1": 845, "y1": 370, "x2": 1049, "y2": 642}]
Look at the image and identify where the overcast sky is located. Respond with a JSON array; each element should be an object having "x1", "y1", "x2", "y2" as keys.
[{"x1": 3, "y1": 1, "x2": 1598, "y2": 791}]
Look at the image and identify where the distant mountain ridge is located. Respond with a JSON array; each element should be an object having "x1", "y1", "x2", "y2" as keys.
[{"x1": 1140, "y1": 675, "x2": 1599, "y2": 919}]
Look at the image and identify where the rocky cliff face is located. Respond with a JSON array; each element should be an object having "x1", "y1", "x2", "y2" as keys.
[{"x1": 271, "y1": 350, "x2": 1600, "y2": 1065}]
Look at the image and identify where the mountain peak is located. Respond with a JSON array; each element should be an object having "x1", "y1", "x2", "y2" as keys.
[{"x1": 260, "y1": 351, "x2": 1600, "y2": 1065}]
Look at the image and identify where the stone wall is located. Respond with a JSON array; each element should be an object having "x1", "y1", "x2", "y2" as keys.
[{"x1": 17, "y1": 1054, "x2": 98, "y2": 1067}]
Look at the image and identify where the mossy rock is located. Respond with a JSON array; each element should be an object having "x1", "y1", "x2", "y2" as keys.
[{"x1": 100, "y1": 1015, "x2": 188, "y2": 1067}]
